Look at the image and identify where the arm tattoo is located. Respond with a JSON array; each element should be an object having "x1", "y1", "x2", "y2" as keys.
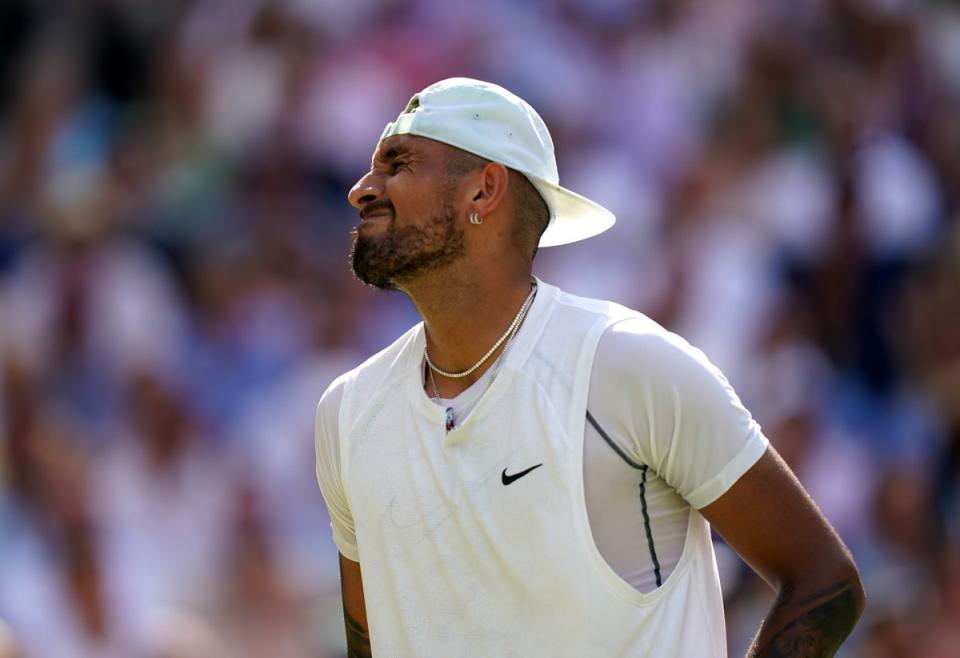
[
  {"x1": 344, "y1": 608, "x2": 372, "y2": 658},
  {"x1": 750, "y1": 580, "x2": 861, "y2": 658}
]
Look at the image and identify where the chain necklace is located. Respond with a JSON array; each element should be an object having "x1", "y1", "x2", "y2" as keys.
[
  {"x1": 424, "y1": 281, "x2": 537, "y2": 379},
  {"x1": 426, "y1": 281, "x2": 537, "y2": 432},
  {"x1": 426, "y1": 363, "x2": 457, "y2": 432}
]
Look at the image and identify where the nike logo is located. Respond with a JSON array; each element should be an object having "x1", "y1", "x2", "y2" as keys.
[{"x1": 501, "y1": 463, "x2": 543, "y2": 486}]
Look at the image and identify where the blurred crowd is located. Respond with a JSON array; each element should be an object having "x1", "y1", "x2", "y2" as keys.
[{"x1": 0, "y1": 0, "x2": 958, "y2": 656}]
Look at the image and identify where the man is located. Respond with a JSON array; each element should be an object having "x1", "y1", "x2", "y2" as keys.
[{"x1": 315, "y1": 78, "x2": 864, "y2": 657}]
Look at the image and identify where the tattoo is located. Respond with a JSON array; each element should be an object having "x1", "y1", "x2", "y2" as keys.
[
  {"x1": 344, "y1": 608, "x2": 372, "y2": 658},
  {"x1": 750, "y1": 580, "x2": 861, "y2": 657}
]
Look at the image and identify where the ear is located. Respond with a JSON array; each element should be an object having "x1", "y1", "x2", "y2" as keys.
[{"x1": 468, "y1": 162, "x2": 510, "y2": 218}]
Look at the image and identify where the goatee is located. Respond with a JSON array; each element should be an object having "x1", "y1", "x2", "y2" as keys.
[{"x1": 350, "y1": 203, "x2": 465, "y2": 290}]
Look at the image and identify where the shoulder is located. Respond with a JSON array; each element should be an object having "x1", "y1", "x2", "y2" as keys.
[
  {"x1": 587, "y1": 312, "x2": 766, "y2": 504},
  {"x1": 316, "y1": 370, "x2": 350, "y2": 427},
  {"x1": 330, "y1": 323, "x2": 422, "y2": 393},
  {"x1": 590, "y1": 313, "x2": 748, "y2": 421},
  {"x1": 316, "y1": 322, "x2": 423, "y2": 426},
  {"x1": 540, "y1": 282, "x2": 717, "y2": 382},
  {"x1": 597, "y1": 316, "x2": 718, "y2": 378},
  {"x1": 531, "y1": 282, "x2": 640, "y2": 348},
  {"x1": 550, "y1": 283, "x2": 638, "y2": 323}
]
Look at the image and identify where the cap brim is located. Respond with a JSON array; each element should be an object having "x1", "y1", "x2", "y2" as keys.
[{"x1": 527, "y1": 177, "x2": 616, "y2": 247}]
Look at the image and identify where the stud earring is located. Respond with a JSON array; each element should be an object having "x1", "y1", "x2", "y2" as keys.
[{"x1": 469, "y1": 212, "x2": 483, "y2": 225}]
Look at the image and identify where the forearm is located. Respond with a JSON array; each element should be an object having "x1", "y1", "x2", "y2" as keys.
[
  {"x1": 339, "y1": 555, "x2": 372, "y2": 658},
  {"x1": 747, "y1": 577, "x2": 864, "y2": 657},
  {"x1": 344, "y1": 607, "x2": 372, "y2": 658}
]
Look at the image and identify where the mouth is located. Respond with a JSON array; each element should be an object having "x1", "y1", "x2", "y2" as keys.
[{"x1": 357, "y1": 213, "x2": 392, "y2": 232}]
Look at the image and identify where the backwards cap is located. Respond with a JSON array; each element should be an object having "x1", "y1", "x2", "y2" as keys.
[{"x1": 380, "y1": 77, "x2": 615, "y2": 247}]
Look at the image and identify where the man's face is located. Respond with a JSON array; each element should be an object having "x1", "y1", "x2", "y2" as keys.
[{"x1": 347, "y1": 136, "x2": 466, "y2": 290}]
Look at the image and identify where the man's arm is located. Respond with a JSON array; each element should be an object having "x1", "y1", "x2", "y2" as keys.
[
  {"x1": 700, "y1": 446, "x2": 865, "y2": 657},
  {"x1": 339, "y1": 553, "x2": 372, "y2": 658}
]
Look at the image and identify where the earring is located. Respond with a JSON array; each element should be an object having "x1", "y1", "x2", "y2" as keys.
[{"x1": 469, "y1": 212, "x2": 483, "y2": 225}]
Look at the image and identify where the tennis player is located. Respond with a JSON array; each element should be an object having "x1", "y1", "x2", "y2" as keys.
[{"x1": 315, "y1": 78, "x2": 864, "y2": 657}]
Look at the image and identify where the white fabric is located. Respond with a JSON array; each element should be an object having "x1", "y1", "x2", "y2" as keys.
[
  {"x1": 584, "y1": 318, "x2": 768, "y2": 593},
  {"x1": 314, "y1": 280, "x2": 768, "y2": 656},
  {"x1": 427, "y1": 314, "x2": 767, "y2": 594},
  {"x1": 379, "y1": 77, "x2": 616, "y2": 247}
]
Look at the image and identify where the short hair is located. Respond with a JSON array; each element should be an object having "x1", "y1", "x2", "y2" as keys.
[
  {"x1": 444, "y1": 149, "x2": 488, "y2": 180},
  {"x1": 445, "y1": 150, "x2": 549, "y2": 260},
  {"x1": 509, "y1": 170, "x2": 549, "y2": 260}
]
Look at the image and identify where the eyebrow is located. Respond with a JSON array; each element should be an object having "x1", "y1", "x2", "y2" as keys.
[{"x1": 373, "y1": 144, "x2": 412, "y2": 167}]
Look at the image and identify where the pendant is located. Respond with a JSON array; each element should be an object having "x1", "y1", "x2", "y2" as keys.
[{"x1": 445, "y1": 406, "x2": 455, "y2": 432}]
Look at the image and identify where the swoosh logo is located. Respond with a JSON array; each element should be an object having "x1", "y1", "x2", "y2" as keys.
[{"x1": 501, "y1": 463, "x2": 543, "y2": 486}]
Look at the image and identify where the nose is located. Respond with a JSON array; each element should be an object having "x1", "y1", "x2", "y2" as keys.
[{"x1": 348, "y1": 170, "x2": 384, "y2": 209}]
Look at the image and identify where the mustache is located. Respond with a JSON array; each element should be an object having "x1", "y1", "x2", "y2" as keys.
[{"x1": 359, "y1": 199, "x2": 394, "y2": 220}]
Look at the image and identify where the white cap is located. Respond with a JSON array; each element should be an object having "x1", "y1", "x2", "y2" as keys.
[{"x1": 380, "y1": 77, "x2": 615, "y2": 247}]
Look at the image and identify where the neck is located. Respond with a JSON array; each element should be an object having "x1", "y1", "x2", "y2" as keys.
[{"x1": 402, "y1": 266, "x2": 534, "y2": 396}]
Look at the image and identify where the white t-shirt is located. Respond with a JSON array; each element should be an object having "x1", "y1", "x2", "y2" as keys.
[{"x1": 316, "y1": 314, "x2": 766, "y2": 596}]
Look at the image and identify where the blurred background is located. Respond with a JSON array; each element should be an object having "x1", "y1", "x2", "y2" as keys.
[{"x1": 0, "y1": 0, "x2": 958, "y2": 656}]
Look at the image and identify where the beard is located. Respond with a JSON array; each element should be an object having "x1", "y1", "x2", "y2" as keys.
[{"x1": 350, "y1": 197, "x2": 466, "y2": 290}]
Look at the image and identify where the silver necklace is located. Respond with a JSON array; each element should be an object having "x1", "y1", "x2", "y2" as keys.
[
  {"x1": 426, "y1": 364, "x2": 458, "y2": 432},
  {"x1": 426, "y1": 287, "x2": 534, "y2": 432},
  {"x1": 424, "y1": 281, "x2": 537, "y2": 379}
]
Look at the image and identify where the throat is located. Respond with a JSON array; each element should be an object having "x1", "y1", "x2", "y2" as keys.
[{"x1": 423, "y1": 280, "x2": 537, "y2": 384}]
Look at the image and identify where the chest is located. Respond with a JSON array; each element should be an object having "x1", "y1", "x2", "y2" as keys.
[{"x1": 343, "y1": 373, "x2": 583, "y2": 553}]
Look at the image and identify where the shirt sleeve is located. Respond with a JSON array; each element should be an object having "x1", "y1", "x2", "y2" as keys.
[
  {"x1": 315, "y1": 376, "x2": 360, "y2": 561},
  {"x1": 589, "y1": 317, "x2": 768, "y2": 509}
]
